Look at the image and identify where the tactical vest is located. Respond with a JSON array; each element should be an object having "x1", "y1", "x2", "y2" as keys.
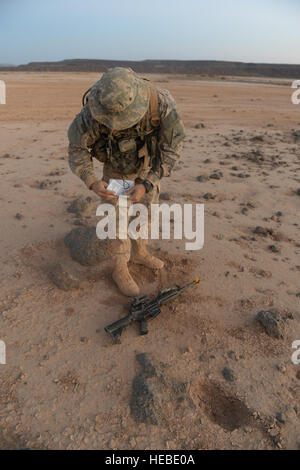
[{"x1": 84, "y1": 81, "x2": 161, "y2": 180}]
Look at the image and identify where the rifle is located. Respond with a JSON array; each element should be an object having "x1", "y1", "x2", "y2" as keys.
[{"x1": 104, "y1": 278, "x2": 200, "y2": 343}]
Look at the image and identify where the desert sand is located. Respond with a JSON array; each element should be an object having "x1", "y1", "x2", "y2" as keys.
[{"x1": 0, "y1": 72, "x2": 299, "y2": 450}]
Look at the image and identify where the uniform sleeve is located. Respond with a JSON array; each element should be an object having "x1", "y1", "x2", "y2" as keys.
[
  {"x1": 145, "y1": 89, "x2": 185, "y2": 188},
  {"x1": 68, "y1": 106, "x2": 101, "y2": 189}
]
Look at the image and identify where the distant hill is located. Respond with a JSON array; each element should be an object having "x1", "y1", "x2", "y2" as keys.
[{"x1": 1, "y1": 59, "x2": 300, "y2": 78}]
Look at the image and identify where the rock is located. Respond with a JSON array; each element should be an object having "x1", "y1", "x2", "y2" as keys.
[
  {"x1": 194, "y1": 123, "x2": 205, "y2": 129},
  {"x1": 222, "y1": 367, "x2": 235, "y2": 382},
  {"x1": 39, "y1": 181, "x2": 50, "y2": 189},
  {"x1": 276, "y1": 412, "x2": 286, "y2": 424},
  {"x1": 253, "y1": 226, "x2": 273, "y2": 237},
  {"x1": 160, "y1": 192, "x2": 171, "y2": 200},
  {"x1": 276, "y1": 363, "x2": 286, "y2": 373},
  {"x1": 268, "y1": 244, "x2": 280, "y2": 253},
  {"x1": 250, "y1": 135, "x2": 264, "y2": 142},
  {"x1": 296, "y1": 188, "x2": 300, "y2": 196},
  {"x1": 196, "y1": 175, "x2": 209, "y2": 182},
  {"x1": 39, "y1": 179, "x2": 60, "y2": 189},
  {"x1": 48, "y1": 263, "x2": 87, "y2": 291},
  {"x1": 256, "y1": 310, "x2": 286, "y2": 339},
  {"x1": 15, "y1": 213, "x2": 23, "y2": 220},
  {"x1": 210, "y1": 171, "x2": 223, "y2": 180},
  {"x1": 2, "y1": 153, "x2": 10, "y2": 158},
  {"x1": 64, "y1": 227, "x2": 109, "y2": 266},
  {"x1": 67, "y1": 197, "x2": 92, "y2": 216},
  {"x1": 203, "y1": 193, "x2": 215, "y2": 200}
]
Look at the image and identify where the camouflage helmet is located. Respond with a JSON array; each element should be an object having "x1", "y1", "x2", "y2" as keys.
[{"x1": 87, "y1": 67, "x2": 150, "y2": 131}]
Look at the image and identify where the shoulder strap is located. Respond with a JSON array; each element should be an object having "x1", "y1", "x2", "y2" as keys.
[
  {"x1": 141, "y1": 78, "x2": 160, "y2": 128},
  {"x1": 148, "y1": 86, "x2": 160, "y2": 128}
]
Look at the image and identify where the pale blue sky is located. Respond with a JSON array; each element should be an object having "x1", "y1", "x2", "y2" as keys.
[{"x1": 0, "y1": 0, "x2": 299, "y2": 65}]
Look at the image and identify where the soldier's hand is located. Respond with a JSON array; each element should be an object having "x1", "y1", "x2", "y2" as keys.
[
  {"x1": 124, "y1": 184, "x2": 146, "y2": 202},
  {"x1": 91, "y1": 180, "x2": 117, "y2": 200}
]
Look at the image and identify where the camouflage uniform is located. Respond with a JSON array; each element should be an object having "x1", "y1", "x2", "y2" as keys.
[{"x1": 67, "y1": 68, "x2": 185, "y2": 296}]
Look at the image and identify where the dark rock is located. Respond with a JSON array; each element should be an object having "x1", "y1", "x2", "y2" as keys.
[
  {"x1": 296, "y1": 189, "x2": 300, "y2": 196},
  {"x1": 253, "y1": 226, "x2": 273, "y2": 237},
  {"x1": 2, "y1": 153, "x2": 10, "y2": 158},
  {"x1": 39, "y1": 179, "x2": 60, "y2": 189},
  {"x1": 194, "y1": 123, "x2": 205, "y2": 129},
  {"x1": 256, "y1": 310, "x2": 286, "y2": 339},
  {"x1": 276, "y1": 412, "x2": 286, "y2": 424},
  {"x1": 64, "y1": 227, "x2": 109, "y2": 266},
  {"x1": 210, "y1": 171, "x2": 223, "y2": 180},
  {"x1": 250, "y1": 135, "x2": 264, "y2": 142},
  {"x1": 268, "y1": 244, "x2": 280, "y2": 253},
  {"x1": 39, "y1": 180, "x2": 50, "y2": 189},
  {"x1": 203, "y1": 193, "x2": 215, "y2": 200},
  {"x1": 160, "y1": 192, "x2": 171, "y2": 200},
  {"x1": 222, "y1": 367, "x2": 235, "y2": 382},
  {"x1": 48, "y1": 262, "x2": 87, "y2": 291},
  {"x1": 67, "y1": 197, "x2": 92, "y2": 215},
  {"x1": 196, "y1": 175, "x2": 209, "y2": 182},
  {"x1": 15, "y1": 213, "x2": 23, "y2": 220}
]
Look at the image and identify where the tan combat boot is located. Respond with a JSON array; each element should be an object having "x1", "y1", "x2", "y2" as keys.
[
  {"x1": 131, "y1": 239, "x2": 164, "y2": 270},
  {"x1": 112, "y1": 254, "x2": 140, "y2": 297}
]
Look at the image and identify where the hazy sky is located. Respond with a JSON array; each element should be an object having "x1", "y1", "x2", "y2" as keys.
[{"x1": 0, "y1": 0, "x2": 299, "y2": 65}]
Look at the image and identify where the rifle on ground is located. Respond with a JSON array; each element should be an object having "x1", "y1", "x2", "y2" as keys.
[{"x1": 104, "y1": 278, "x2": 200, "y2": 343}]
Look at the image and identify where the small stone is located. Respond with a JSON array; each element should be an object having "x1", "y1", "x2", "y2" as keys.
[
  {"x1": 194, "y1": 123, "x2": 205, "y2": 129},
  {"x1": 268, "y1": 244, "x2": 280, "y2": 253},
  {"x1": 210, "y1": 171, "x2": 223, "y2": 180},
  {"x1": 196, "y1": 175, "x2": 209, "y2": 182},
  {"x1": 276, "y1": 363, "x2": 286, "y2": 373},
  {"x1": 203, "y1": 192, "x2": 215, "y2": 200},
  {"x1": 276, "y1": 412, "x2": 286, "y2": 424},
  {"x1": 15, "y1": 213, "x2": 23, "y2": 220},
  {"x1": 222, "y1": 367, "x2": 235, "y2": 382},
  {"x1": 39, "y1": 180, "x2": 49, "y2": 189},
  {"x1": 160, "y1": 192, "x2": 171, "y2": 200},
  {"x1": 256, "y1": 310, "x2": 286, "y2": 339}
]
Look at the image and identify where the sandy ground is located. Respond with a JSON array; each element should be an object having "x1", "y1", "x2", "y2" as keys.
[{"x1": 0, "y1": 72, "x2": 299, "y2": 450}]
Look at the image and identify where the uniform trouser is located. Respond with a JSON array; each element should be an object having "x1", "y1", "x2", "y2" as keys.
[{"x1": 101, "y1": 173, "x2": 159, "y2": 261}]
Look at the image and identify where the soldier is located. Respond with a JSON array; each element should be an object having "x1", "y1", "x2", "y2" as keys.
[{"x1": 68, "y1": 67, "x2": 185, "y2": 296}]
